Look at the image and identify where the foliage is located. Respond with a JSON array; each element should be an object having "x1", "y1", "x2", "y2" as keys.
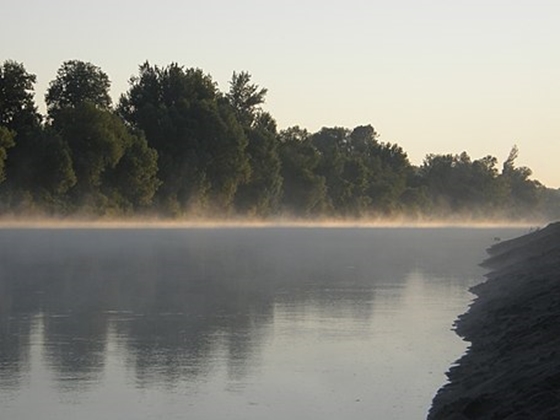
[
  {"x1": 106, "y1": 134, "x2": 161, "y2": 208},
  {"x1": 119, "y1": 62, "x2": 249, "y2": 213},
  {"x1": 418, "y1": 148, "x2": 546, "y2": 218},
  {"x1": 51, "y1": 102, "x2": 160, "y2": 211},
  {"x1": 278, "y1": 127, "x2": 328, "y2": 215},
  {"x1": 8, "y1": 128, "x2": 76, "y2": 198},
  {"x1": 227, "y1": 72, "x2": 282, "y2": 216},
  {"x1": 0, "y1": 61, "x2": 41, "y2": 132},
  {"x1": 309, "y1": 125, "x2": 411, "y2": 216},
  {"x1": 0, "y1": 58, "x2": 555, "y2": 221},
  {"x1": 226, "y1": 71, "x2": 268, "y2": 127},
  {"x1": 0, "y1": 126, "x2": 15, "y2": 183},
  {"x1": 46, "y1": 60, "x2": 112, "y2": 119}
]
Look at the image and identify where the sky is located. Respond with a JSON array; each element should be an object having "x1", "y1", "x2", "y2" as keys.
[{"x1": 3, "y1": 0, "x2": 560, "y2": 186}]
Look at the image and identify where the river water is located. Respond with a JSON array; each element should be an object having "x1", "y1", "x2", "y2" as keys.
[{"x1": 0, "y1": 226, "x2": 525, "y2": 419}]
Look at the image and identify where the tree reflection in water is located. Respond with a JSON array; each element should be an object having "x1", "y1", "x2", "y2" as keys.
[{"x1": 0, "y1": 227, "x2": 525, "y2": 419}]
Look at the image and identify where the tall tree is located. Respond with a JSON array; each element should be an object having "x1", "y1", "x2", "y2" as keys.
[
  {"x1": 50, "y1": 102, "x2": 159, "y2": 212},
  {"x1": 45, "y1": 61, "x2": 160, "y2": 212},
  {"x1": 31, "y1": 130, "x2": 76, "y2": 199},
  {"x1": 0, "y1": 127, "x2": 15, "y2": 183},
  {"x1": 226, "y1": 71, "x2": 267, "y2": 127},
  {"x1": 368, "y1": 141, "x2": 411, "y2": 212},
  {"x1": 234, "y1": 112, "x2": 283, "y2": 215},
  {"x1": 0, "y1": 61, "x2": 56, "y2": 206},
  {"x1": 226, "y1": 73, "x2": 282, "y2": 215},
  {"x1": 7, "y1": 127, "x2": 76, "y2": 202},
  {"x1": 105, "y1": 134, "x2": 160, "y2": 208},
  {"x1": 54, "y1": 103, "x2": 131, "y2": 195},
  {"x1": 119, "y1": 62, "x2": 249, "y2": 213},
  {"x1": 279, "y1": 126, "x2": 328, "y2": 215},
  {"x1": 418, "y1": 150, "x2": 528, "y2": 216},
  {"x1": 309, "y1": 124, "x2": 411, "y2": 215},
  {"x1": 0, "y1": 60, "x2": 41, "y2": 132},
  {"x1": 311, "y1": 127, "x2": 350, "y2": 213},
  {"x1": 499, "y1": 145, "x2": 543, "y2": 215},
  {"x1": 46, "y1": 60, "x2": 112, "y2": 119}
]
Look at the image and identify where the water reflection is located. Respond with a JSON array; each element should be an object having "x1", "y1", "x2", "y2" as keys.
[{"x1": 0, "y1": 227, "x2": 524, "y2": 419}]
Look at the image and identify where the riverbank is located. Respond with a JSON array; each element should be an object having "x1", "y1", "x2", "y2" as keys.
[{"x1": 428, "y1": 222, "x2": 560, "y2": 419}]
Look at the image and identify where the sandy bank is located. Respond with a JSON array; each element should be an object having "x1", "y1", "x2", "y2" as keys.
[{"x1": 428, "y1": 222, "x2": 560, "y2": 419}]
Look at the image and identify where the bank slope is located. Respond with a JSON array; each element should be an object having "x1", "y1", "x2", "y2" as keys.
[{"x1": 428, "y1": 222, "x2": 560, "y2": 420}]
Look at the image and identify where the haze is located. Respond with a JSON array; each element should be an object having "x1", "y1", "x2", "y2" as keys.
[
  {"x1": 3, "y1": 0, "x2": 559, "y2": 186},
  {"x1": 0, "y1": 216, "x2": 539, "y2": 230}
]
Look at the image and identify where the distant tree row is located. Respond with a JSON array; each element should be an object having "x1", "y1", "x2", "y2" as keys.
[{"x1": 0, "y1": 59, "x2": 558, "y2": 220}]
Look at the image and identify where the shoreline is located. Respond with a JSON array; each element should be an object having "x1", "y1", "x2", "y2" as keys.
[{"x1": 428, "y1": 222, "x2": 560, "y2": 419}]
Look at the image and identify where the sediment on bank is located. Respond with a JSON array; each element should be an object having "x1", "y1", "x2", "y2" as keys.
[{"x1": 428, "y1": 222, "x2": 560, "y2": 420}]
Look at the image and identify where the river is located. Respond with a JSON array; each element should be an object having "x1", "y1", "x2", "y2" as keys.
[{"x1": 0, "y1": 226, "x2": 525, "y2": 419}]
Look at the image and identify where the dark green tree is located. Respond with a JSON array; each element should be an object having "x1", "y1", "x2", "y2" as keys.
[
  {"x1": 308, "y1": 124, "x2": 412, "y2": 216},
  {"x1": 54, "y1": 103, "x2": 131, "y2": 196},
  {"x1": 279, "y1": 127, "x2": 328, "y2": 215},
  {"x1": 418, "y1": 149, "x2": 536, "y2": 217},
  {"x1": 420, "y1": 152, "x2": 474, "y2": 211},
  {"x1": 500, "y1": 145, "x2": 543, "y2": 215},
  {"x1": 226, "y1": 72, "x2": 282, "y2": 215},
  {"x1": 46, "y1": 60, "x2": 112, "y2": 119},
  {"x1": 226, "y1": 71, "x2": 268, "y2": 127},
  {"x1": 369, "y1": 141, "x2": 412, "y2": 213},
  {"x1": 4, "y1": 128, "x2": 76, "y2": 213},
  {"x1": 0, "y1": 127, "x2": 15, "y2": 183},
  {"x1": 0, "y1": 60, "x2": 41, "y2": 132},
  {"x1": 0, "y1": 61, "x2": 71, "y2": 209},
  {"x1": 49, "y1": 103, "x2": 158, "y2": 212},
  {"x1": 33, "y1": 131, "x2": 76, "y2": 198},
  {"x1": 119, "y1": 62, "x2": 250, "y2": 214},
  {"x1": 45, "y1": 61, "x2": 160, "y2": 212},
  {"x1": 311, "y1": 127, "x2": 350, "y2": 213},
  {"x1": 104, "y1": 134, "x2": 161, "y2": 209},
  {"x1": 234, "y1": 112, "x2": 283, "y2": 215}
]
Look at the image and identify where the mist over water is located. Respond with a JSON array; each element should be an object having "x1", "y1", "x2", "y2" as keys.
[
  {"x1": 0, "y1": 215, "x2": 541, "y2": 229},
  {"x1": 0, "y1": 226, "x2": 526, "y2": 419}
]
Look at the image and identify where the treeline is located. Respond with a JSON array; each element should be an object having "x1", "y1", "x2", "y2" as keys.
[{"x1": 0, "y1": 59, "x2": 558, "y2": 220}]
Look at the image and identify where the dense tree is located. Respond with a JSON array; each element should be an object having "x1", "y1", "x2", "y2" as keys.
[
  {"x1": 32, "y1": 131, "x2": 77, "y2": 198},
  {"x1": 499, "y1": 145, "x2": 543, "y2": 215},
  {"x1": 309, "y1": 125, "x2": 411, "y2": 215},
  {"x1": 279, "y1": 127, "x2": 328, "y2": 215},
  {"x1": 420, "y1": 152, "x2": 495, "y2": 212},
  {"x1": 6, "y1": 128, "x2": 76, "y2": 202},
  {"x1": 119, "y1": 62, "x2": 250, "y2": 213},
  {"x1": 0, "y1": 61, "x2": 60, "y2": 208},
  {"x1": 0, "y1": 59, "x2": 554, "y2": 220},
  {"x1": 420, "y1": 153, "x2": 460, "y2": 210},
  {"x1": 44, "y1": 61, "x2": 160, "y2": 213},
  {"x1": 46, "y1": 60, "x2": 112, "y2": 119},
  {"x1": 367, "y1": 141, "x2": 411, "y2": 213},
  {"x1": 0, "y1": 127, "x2": 15, "y2": 183},
  {"x1": 226, "y1": 73, "x2": 282, "y2": 215},
  {"x1": 311, "y1": 127, "x2": 351, "y2": 212},
  {"x1": 226, "y1": 71, "x2": 267, "y2": 127},
  {"x1": 54, "y1": 103, "x2": 131, "y2": 194},
  {"x1": 105, "y1": 134, "x2": 160, "y2": 208},
  {"x1": 233, "y1": 112, "x2": 283, "y2": 215},
  {"x1": 417, "y1": 147, "x2": 546, "y2": 218},
  {"x1": 0, "y1": 61, "x2": 41, "y2": 132},
  {"x1": 52, "y1": 102, "x2": 159, "y2": 211}
]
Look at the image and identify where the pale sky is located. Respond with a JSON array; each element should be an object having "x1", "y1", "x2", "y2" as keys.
[{"x1": 3, "y1": 0, "x2": 559, "y2": 186}]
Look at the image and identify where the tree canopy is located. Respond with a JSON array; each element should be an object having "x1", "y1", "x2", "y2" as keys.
[
  {"x1": 0, "y1": 58, "x2": 557, "y2": 221},
  {"x1": 0, "y1": 60, "x2": 41, "y2": 131},
  {"x1": 46, "y1": 60, "x2": 112, "y2": 119}
]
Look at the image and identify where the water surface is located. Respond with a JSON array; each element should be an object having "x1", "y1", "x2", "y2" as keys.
[{"x1": 0, "y1": 227, "x2": 525, "y2": 419}]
